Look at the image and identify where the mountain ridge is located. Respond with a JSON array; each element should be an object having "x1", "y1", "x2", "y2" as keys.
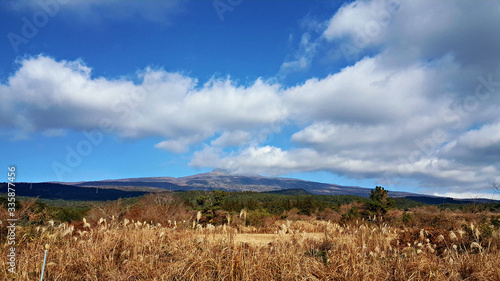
[
  {"x1": 5, "y1": 170, "x2": 496, "y2": 204},
  {"x1": 66, "y1": 169, "x2": 413, "y2": 197}
]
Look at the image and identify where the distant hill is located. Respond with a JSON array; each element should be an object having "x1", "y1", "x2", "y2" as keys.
[
  {"x1": 1, "y1": 170, "x2": 497, "y2": 204},
  {"x1": 404, "y1": 196, "x2": 496, "y2": 205},
  {"x1": 69, "y1": 169, "x2": 417, "y2": 197},
  {"x1": 265, "y1": 189, "x2": 312, "y2": 195},
  {"x1": 0, "y1": 182, "x2": 150, "y2": 201}
]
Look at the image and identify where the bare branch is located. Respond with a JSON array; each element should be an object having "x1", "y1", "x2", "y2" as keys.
[{"x1": 490, "y1": 179, "x2": 500, "y2": 190}]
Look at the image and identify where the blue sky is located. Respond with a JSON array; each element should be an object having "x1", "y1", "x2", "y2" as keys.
[{"x1": 1, "y1": 0, "x2": 500, "y2": 199}]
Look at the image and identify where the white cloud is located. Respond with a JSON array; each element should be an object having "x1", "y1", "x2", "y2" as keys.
[
  {"x1": 291, "y1": 122, "x2": 398, "y2": 153},
  {"x1": 191, "y1": 0, "x2": 500, "y2": 194},
  {"x1": 285, "y1": 56, "x2": 455, "y2": 126},
  {"x1": 280, "y1": 33, "x2": 319, "y2": 73},
  {"x1": 324, "y1": 0, "x2": 500, "y2": 70},
  {"x1": 190, "y1": 144, "x2": 400, "y2": 177},
  {"x1": 323, "y1": 0, "x2": 395, "y2": 43},
  {"x1": 154, "y1": 140, "x2": 188, "y2": 154},
  {"x1": 0, "y1": 55, "x2": 286, "y2": 152},
  {"x1": 191, "y1": 145, "x2": 315, "y2": 175},
  {"x1": 456, "y1": 122, "x2": 500, "y2": 150},
  {"x1": 432, "y1": 192, "x2": 499, "y2": 201},
  {"x1": 211, "y1": 130, "x2": 251, "y2": 147},
  {"x1": 2, "y1": 0, "x2": 500, "y2": 196},
  {"x1": 441, "y1": 121, "x2": 500, "y2": 166}
]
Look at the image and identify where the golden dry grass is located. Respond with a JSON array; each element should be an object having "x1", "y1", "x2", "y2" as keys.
[{"x1": 1, "y1": 217, "x2": 500, "y2": 280}]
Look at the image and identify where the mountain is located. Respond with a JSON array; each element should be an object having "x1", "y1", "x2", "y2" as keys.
[
  {"x1": 70, "y1": 169, "x2": 417, "y2": 197},
  {"x1": 2, "y1": 170, "x2": 496, "y2": 204},
  {"x1": 0, "y1": 182, "x2": 149, "y2": 201}
]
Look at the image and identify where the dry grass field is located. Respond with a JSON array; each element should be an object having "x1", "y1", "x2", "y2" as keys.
[{"x1": 1, "y1": 194, "x2": 500, "y2": 280}]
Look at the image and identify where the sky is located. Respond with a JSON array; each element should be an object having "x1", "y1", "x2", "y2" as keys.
[{"x1": 1, "y1": 0, "x2": 500, "y2": 199}]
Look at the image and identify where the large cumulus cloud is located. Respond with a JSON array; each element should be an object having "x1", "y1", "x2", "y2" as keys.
[{"x1": 2, "y1": 0, "x2": 500, "y2": 195}]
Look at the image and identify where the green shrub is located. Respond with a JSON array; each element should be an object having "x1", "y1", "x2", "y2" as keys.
[
  {"x1": 340, "y1": 207, "x2": 361, "y2": 225},
  {"x1": 402, "y1": 211, "x2": 412, "y2": 224},
  {"x1": 366, "y1": 186, "x2": 395, "y2": 216},
  {"x1": 246, "y1": 209, "x2": 272, "y2": 227}
]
